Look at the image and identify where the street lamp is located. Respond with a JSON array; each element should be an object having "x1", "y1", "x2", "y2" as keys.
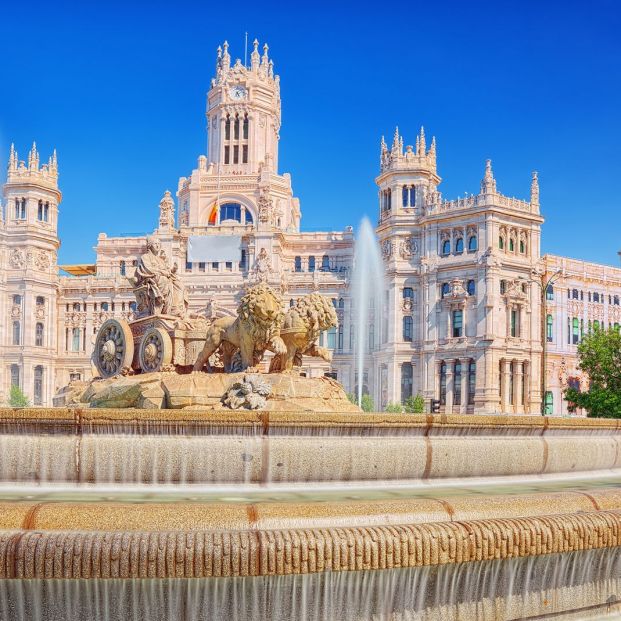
[{"x1": 532, "y1": 267, "x2": 563, "y2": 415}]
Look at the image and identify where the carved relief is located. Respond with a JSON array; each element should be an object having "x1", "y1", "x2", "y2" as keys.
[
  {"x1": 9, "y1": 249, "x2": 25, "y2": 269},
  {"x1": 399, "y1": 237, "x2": 418, "y2": 259},
  {"x1": 381, "y1": 239, "x2": 393, "y2": 260},
  {"x1": 253, "y1": 248, "x2": 272, "y2": 283}
]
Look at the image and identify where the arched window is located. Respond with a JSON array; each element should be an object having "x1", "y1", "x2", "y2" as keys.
[
  {"x1": 73, "y1": 302, "x2": 81, "y2": 311},
  {"x1": 234, "y1": 114, "x2": 240, "y2": 140},
  {"x1": 35, "y1": 322, "x2": 44, "y2": 347},
  {"x1": 36, "y1": 296, "x2": 44, "y2": 307},
  {"x1": 12, "y1": 321, "x2": 20, "y2": 345},
  {"x1": 44, "y1": 202, "x2": 50, "y2": 222},
  {"x1": 441, "y1": 240, "x2": 450, "y2": 255},
  {"x1": 34, "y1": 366, "x2": 43, "y2": 405},
  {"x1": 439, "y1": 362, "x2": 447, "y2": 405},
  {"x1": 308, "y1": 256, "x2": 316, "y2": 272},
  {"x1": 402, "y1": 186, "x2": 408, "y2": 207},
  {"x1": 455, "y1": 238, "x2": 464, "y2": 254},
  {"x1": 403, "y1": 287, "x2": 414, "y2": 300},
  {"x1": 519, "y1": 240, "x2": 525, "y2": 253},
  {"x1": 401, "y1": 363, "x2": 413, "y2": 403},
  {"x1": 468, "y1": 361, "x2": 476, "y2": 405},
  {"x1": 454, "y1": 361, "x2": 462, "y2": 405},
  {"x1": 243, "y1": 114, "x2": 249, "y2": 140},
  {"x1": 593, "y1": 292, "x2": 600, "y2": 303},
  {"x1": 572, "y1": 289, "x2": 579, "y2": 300},
  {"x1": 441, "y1": 283, "x2": 450, "y2": 298},
  {"x1": 468, "y1": 236, "x2": 477, "y2": 252},
  {"x1": 499, "y1": 236, "x2": 505, "y2": 250},
  {"x1": 245, "y1": 209, "x2": 254, "y2": 225},
  {"x1": 220, "y1": 203, "x2": 242, "y2": 223},
  {"x1": 615, "y1": 296, "x2": 620, "y2": 306},
  {"x1": 467, "y1": 280, "x2": 475, "y2": 296},
  {"x1": 37, "y1": 200, "x2": 43, "y2": 221},
  {"x1": 101, "y1": 302, "x2": 109, "y2": 311},
  {"x1": 403, "y1": 316, "x2": 413, "y2": 342},
  {"x1": 321, "y1": 255, "x2": 330, "y2": 271},
  {"x1": 13, "y1": 295, "x2": 22, "y2": 306},
  {"x1": 338, "y1": 298, "x2": 345, "y2": 309},
  {"x1": 10, "y1": 364, "x2": 20, "y2": 388},
  {"x1": 509, "y1": 238, "x2": 515, "y2": 252},
  {"x1": 452, "y1": 310, "x2": 463, "y2": 337},
  {"x1": 546, "y1": 285, "x2": 554, "y2": 301},
  {"x1": 225, "y1": 114, "x2": 231, "y2": 140},
  {"x1": 119, "y1": 261, "x2": 126, "y2": 276},
  {"x1": 294, "y1": 256, "x2": 302, "y2": 272},
  {"x1": 546, "y1": 314, "x2": 553, "y2": 342},
  {"x1": 409, "y1": 185, "x2": 416, "y2": 207}
]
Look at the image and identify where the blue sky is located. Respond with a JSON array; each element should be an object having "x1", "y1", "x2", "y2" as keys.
[{"x1": 1, "y1": 0, "x2": 620, "y2": 266}]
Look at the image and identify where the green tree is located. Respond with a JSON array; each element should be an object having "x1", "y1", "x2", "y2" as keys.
[
  {"x1": 347, "y1": 393, "x2": 375, "y2": 412},
  {"x1": 384, "y1": 402, "x2": 404, "y2": 413},
  {"x1": 564, "y1": 327, "x2": 621, "y2": 418},
  {"x1": 404, "y1": 394, "x2": 425, "y2": 414},
  {"x1": 8, "y1": 385, "x2": 29, "y2": 408}
]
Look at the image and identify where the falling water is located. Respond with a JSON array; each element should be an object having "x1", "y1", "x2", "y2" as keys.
[{"x1": 351, "y1": 217, "x2": 385, "y2": 407}]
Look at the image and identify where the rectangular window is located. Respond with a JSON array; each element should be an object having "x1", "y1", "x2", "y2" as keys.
[
  {"x1": 226, "y1": 262, "x2": 232, "y2": 271},
  {"x1": 510, "y1": 309, "x2": 519, "y2": 337},
  {"x1": 72, "y1": 327, "x2": 80, "y2": 352},
  {"x1": 452, "y1": 310, "x2": 463, "y2": 338},
  {"x1": 454, "y1": 362, "x2": 462, "y2": 405},
  {"x1": 186, "y1": 262, "x2": 192, "y2": 272},
  {"x1": 242, "y1": 145, "x2": 248, "y2": 164},
  {"x1": 240, "y1": 249, "x2": 247, "y2": 270},
  {"x1": 233, "y1": 145, "x2": 239, "y2": 164},
  {"x1": 212, "y1": 262, "x2": 219, "y2": 271},
  {"x1": 572, "y1": 318, "x2": 580, "y2": 344},
  {"x1": 198, "y1": 262, "x2": 205, "y2": 272},
  {"x1": 468, "y1": 361, "x2": 476, "y2": 405},
  {"x1": 224, "y1": 146, "x2": 230, "y2": 164}
]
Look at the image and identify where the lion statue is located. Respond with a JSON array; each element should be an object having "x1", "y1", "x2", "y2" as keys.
[
  {"x1": 268, "y1": 293, "x2": 338, "y2": 373},
  {"x1": 193, "y1": 283, "x2": 286, "y2": 373}
]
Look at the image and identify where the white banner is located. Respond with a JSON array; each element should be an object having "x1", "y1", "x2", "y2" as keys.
[{"x1": 187, "y1": 235, "x2": 242, "y2": 263}]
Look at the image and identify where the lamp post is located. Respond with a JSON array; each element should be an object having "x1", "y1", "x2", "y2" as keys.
[{"x1": 532, "y1": 268, "x2": 563, "y2": 415}]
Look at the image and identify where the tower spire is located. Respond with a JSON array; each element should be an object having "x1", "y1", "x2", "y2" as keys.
[
  {"x1": 419, "y1": 126, "x2": 426, "y2": 153},
  {"x1": 480, "y1": 159, "x2": 497, "y2": 194},
  {"x1": 392, "y1": 126, "x2": 400, "y2": 150},
  {"x1": 28, "y1": 141, "x2": 39, "y2": 171},
  {"x1": 251, "y1": 38, "x2": 260, "y2": 71},
  {"x1": 222, "y1": 40, "x2": 230, "y2": 71},
  {"x1": 8, "y1": 143, "x2": 17, "y2": 172},
  {"x1": 530, "y1": 171, "x2": 539, "y2": 208}
]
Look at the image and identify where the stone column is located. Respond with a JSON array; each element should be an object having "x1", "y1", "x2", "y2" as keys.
[
  {"x1": 501, "y1": 359, "x2": 512, "y2": 413},
  {"x1": 523, "y1": 361, "x2": 531, "y2": 413},
  {"x1": 460, "y1": 357, "x2": 470, "y2": 414},
  {"x1": 515, "y1": 361, "x2": 524, "y2": 414},
  {"x1": 445, "y1": 360, "x2": 454, "y2": 415}
]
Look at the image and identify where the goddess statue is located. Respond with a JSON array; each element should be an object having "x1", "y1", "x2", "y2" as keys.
[{"x1": 131, "y1": 236, "x2": 188, "y2": 317}]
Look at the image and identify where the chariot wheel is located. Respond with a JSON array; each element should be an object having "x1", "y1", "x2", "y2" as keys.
[
  {"x1": 93, "y1": 319, "x2": 134, "y2": 378},
  {"x1": 139, "y1": 327, "x2": 173, "y2": 373}
]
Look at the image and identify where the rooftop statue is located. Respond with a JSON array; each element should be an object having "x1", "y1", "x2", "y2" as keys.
[{"x1": 131, "y1": 236, "x2": 189, "y2": 318}]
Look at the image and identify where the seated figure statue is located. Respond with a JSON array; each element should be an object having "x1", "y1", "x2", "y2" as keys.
[{"x1": 131, "y1": 236, "x2": 189, "y2": 317}]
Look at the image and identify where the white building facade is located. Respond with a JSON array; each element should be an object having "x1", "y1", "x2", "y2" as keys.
[{"x1": 1, "y1": 41, "x2": 618, "y2": 414}]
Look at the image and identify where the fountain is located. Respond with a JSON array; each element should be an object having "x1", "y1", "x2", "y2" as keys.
[
  {"x1": 351, "y1": 217, "x2": 385, "y2": 407},
  {"x1": 2, "y1": 239, "x2": 621, "y2": 620}
]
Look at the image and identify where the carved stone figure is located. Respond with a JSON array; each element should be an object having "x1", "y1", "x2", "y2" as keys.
[
  {"x1": 269, "y1": 293, "x2": 337, "y2": 373},
  {"x1": 221, "y1": 374, "x2": 272, "y2": 410},
  {"x1": 130, "y1": 236, "x2": 188, "y2": 317},
  {"x1": 253, "y1": 247, "x2": 272, "y2": 283},
  {"x1": 193, "y1": 283, "x2": 286, "y2": 372}
]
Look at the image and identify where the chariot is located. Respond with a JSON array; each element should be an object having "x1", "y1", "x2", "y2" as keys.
[{"x1": 93, "y1": 315, "x2": 208, "y2": 378}]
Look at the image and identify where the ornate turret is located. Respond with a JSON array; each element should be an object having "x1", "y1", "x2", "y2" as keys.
[
  {"x1": 28, "y1": 142, "x2": 39, "y2": 171},
  {"x1": 480, "y1": 159, "x2": 497, "y2": 195},
  {"x1": 379, "y1": 127, "x2": 437, "y2": 175},
  {"x1": 8, "y1": 144, "x2": 17, "y2": 172},
  {"x1": 158, "y1": 190, "x2": 176, "y2": 231}
]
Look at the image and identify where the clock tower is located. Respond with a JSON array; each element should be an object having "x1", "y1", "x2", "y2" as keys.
[{"x1": 206, "y1": 39, "x2": 281, "y2": 174}]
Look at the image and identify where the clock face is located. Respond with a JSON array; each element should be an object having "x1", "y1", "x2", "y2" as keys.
[{"x1": 229, "y1": 85, "x2": 246, "y2": 100}]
